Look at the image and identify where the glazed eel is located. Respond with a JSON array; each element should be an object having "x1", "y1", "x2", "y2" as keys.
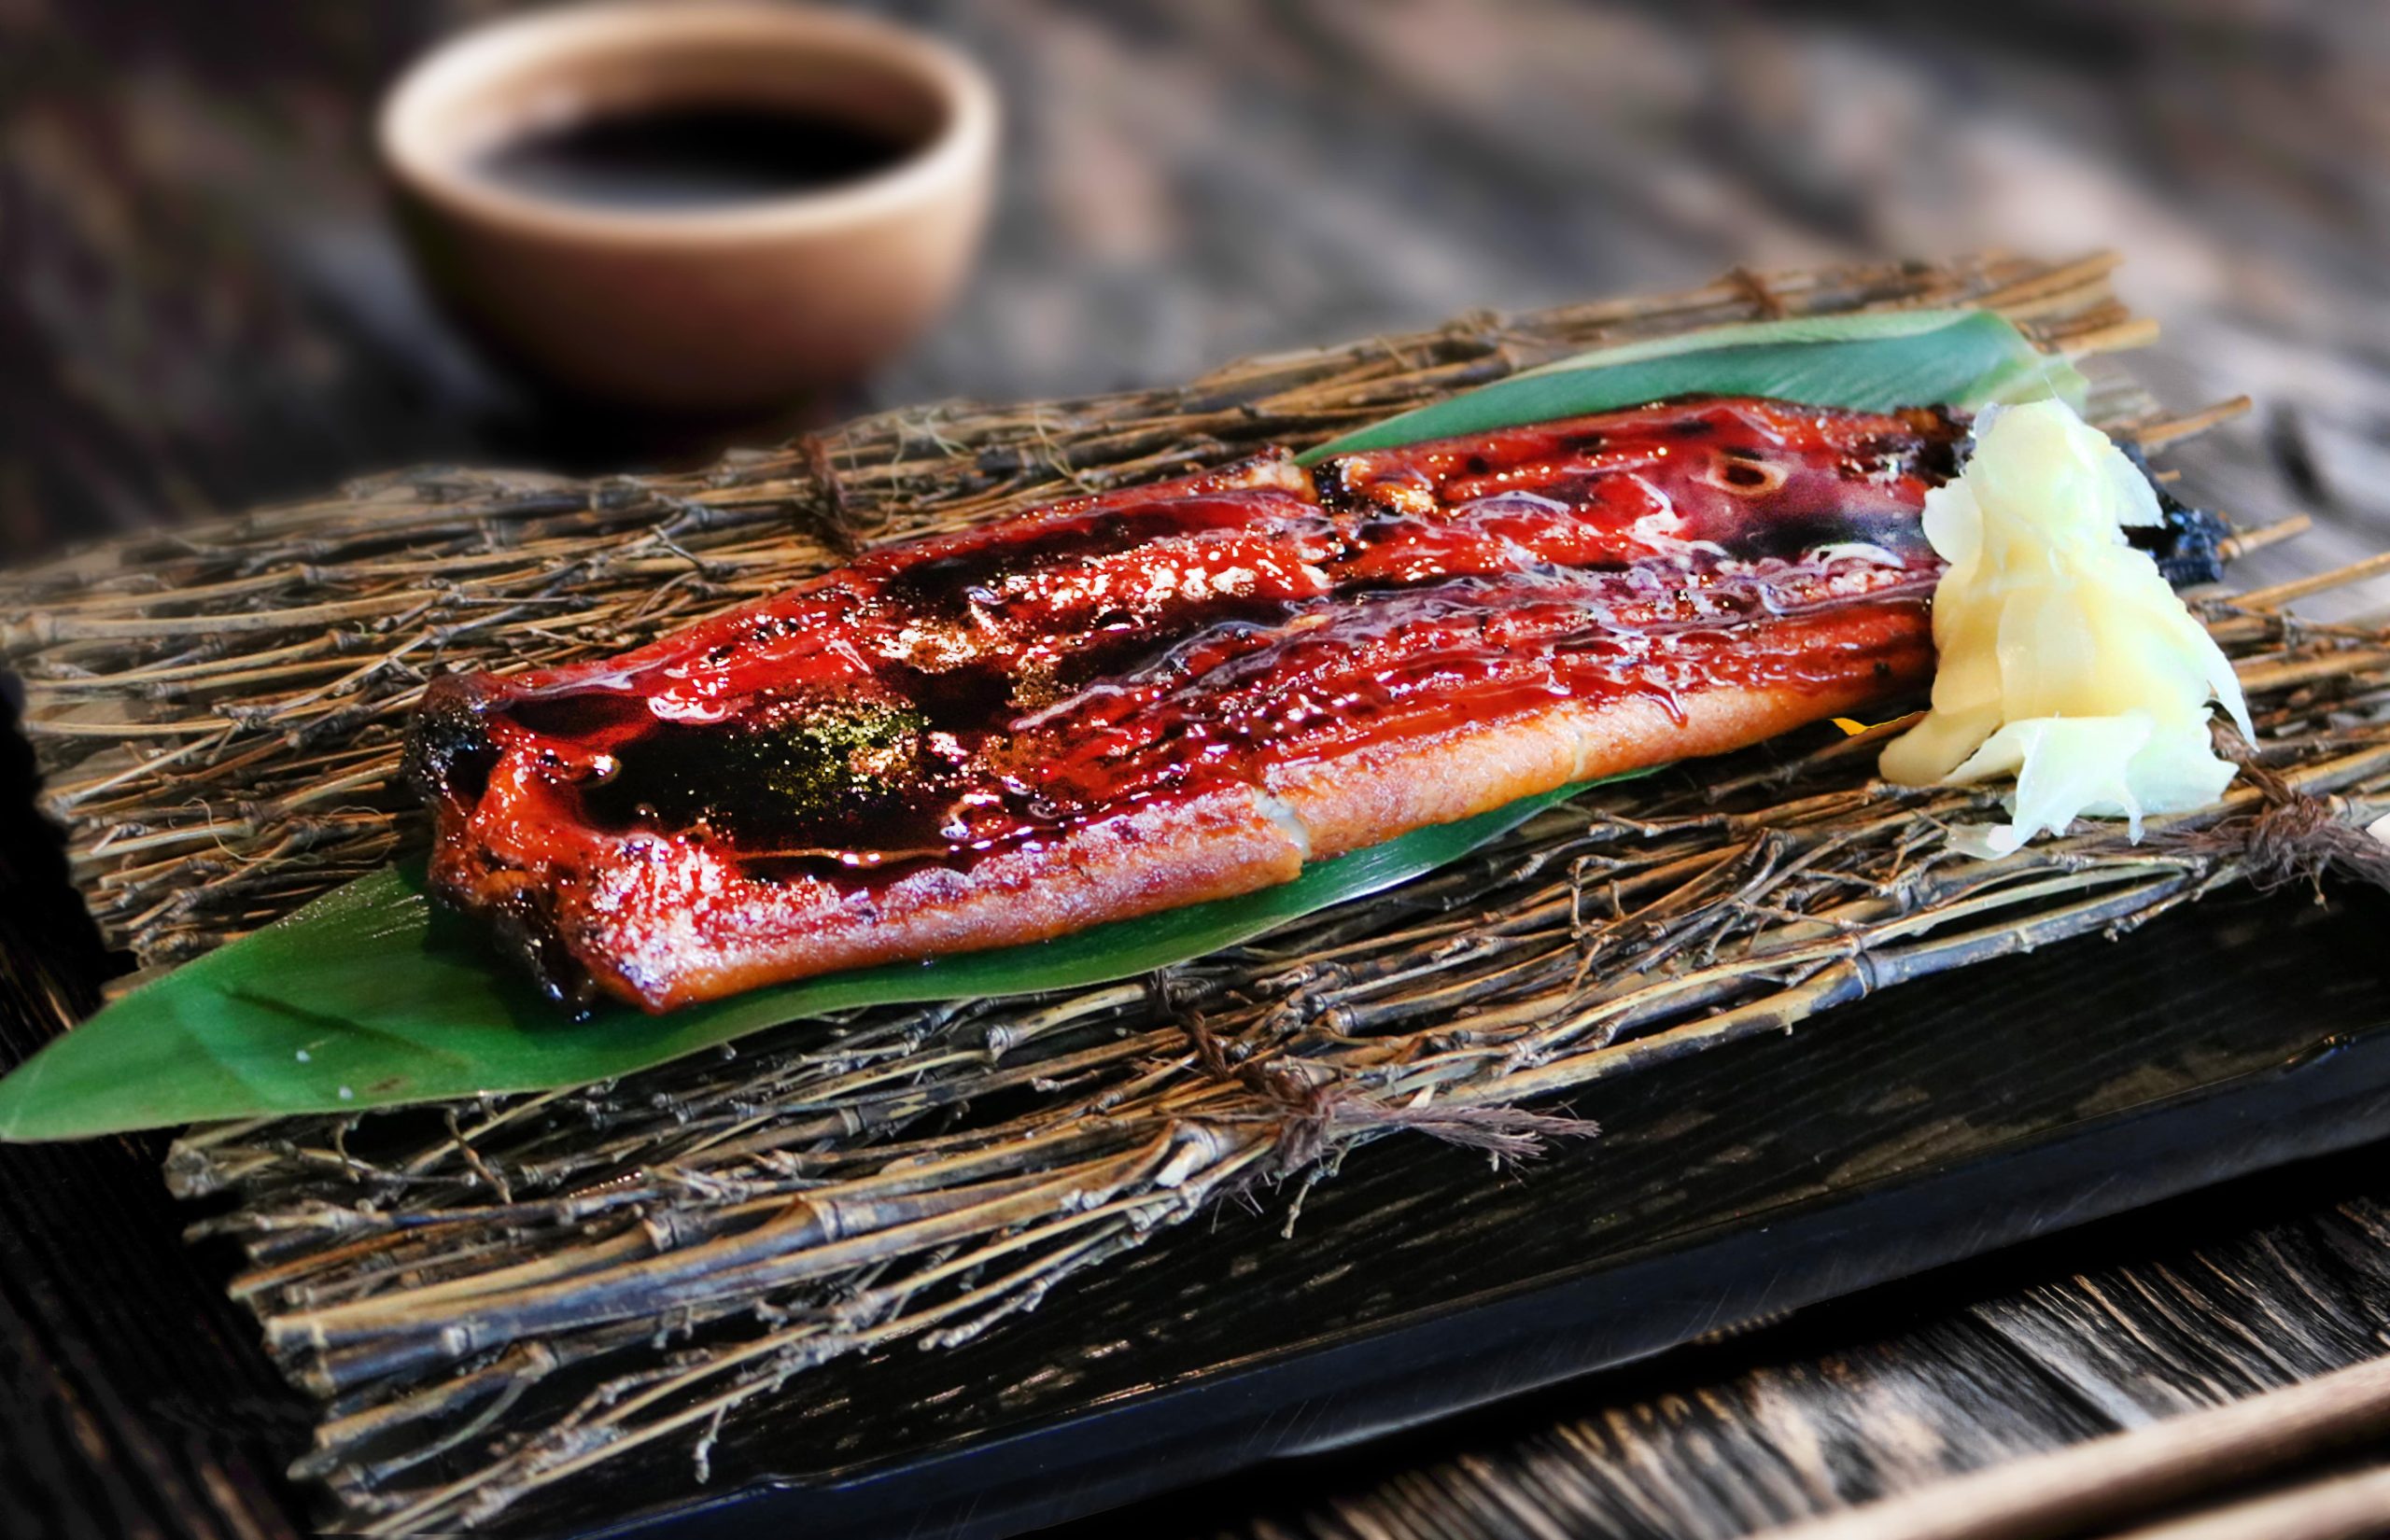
[{"x1": 404, "y1": 395, "x2": 2212, "y2": 1013}]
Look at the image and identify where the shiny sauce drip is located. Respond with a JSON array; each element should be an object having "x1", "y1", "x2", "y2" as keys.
[{"x1": 449, "y1": 397, "x2": 1961, "y2": 887}]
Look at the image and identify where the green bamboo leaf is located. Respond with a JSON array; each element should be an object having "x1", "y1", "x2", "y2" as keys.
[
  {"x1": 0, "y1": 304, "x2": 2062, "y2": 1140},
  {"x1": 1298, "y1": 309, "x2": 2083, "y2": 463},
  {"x1": 0, "y1": 778, "x2": 1625, "y2": 1140}
]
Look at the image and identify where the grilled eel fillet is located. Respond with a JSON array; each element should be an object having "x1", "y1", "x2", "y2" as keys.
[{"x1": 409, "y1": 396, "x2": 1972, "y2": 1012}]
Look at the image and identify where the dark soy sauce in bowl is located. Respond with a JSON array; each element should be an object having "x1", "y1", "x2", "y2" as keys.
[
  {"x1": 382, "y1": 2, "x2": 997, "y2": 409},
  {"x1": 476, "y1": 105, "x2": 920, "y2": 210}
]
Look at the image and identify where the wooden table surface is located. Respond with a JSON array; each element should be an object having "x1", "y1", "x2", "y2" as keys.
[{"x1": 5, "y1": 3, "x2": 2389, "y2": 1537}]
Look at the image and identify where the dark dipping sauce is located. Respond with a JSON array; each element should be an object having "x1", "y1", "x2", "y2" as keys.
[{"x1": 473, "y1": 105, "x2": 919, "y2": 209}]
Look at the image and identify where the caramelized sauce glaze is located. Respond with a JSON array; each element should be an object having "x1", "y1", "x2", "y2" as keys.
[{"x1": 409, "y1": 397, "x2": 1962, "y2": 1001}]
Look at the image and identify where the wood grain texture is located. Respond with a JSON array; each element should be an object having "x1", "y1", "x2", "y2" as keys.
[
  {"x1": 1139, "y1": 1162, "x2": 2390, "y2": 1540},
  {"x1": 1762, "y1": 1353, "x2": 2390, "y2": 1540},
  {"x1": 0, "y1": 711, "x2": 307, "y2": 1540}
]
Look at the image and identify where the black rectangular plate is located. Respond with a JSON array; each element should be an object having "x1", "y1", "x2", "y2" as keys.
[{"x1": 485, "y1": 884, "x2": 2390, "y2": 1540}]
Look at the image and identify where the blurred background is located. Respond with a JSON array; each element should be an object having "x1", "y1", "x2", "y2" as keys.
[{"x1": 2, "y1": 0, "x2": 2383, "y2": 594}]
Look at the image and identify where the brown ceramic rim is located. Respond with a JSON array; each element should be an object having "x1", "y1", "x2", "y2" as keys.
[{"x1": 378, "y1": 0, "x2": 998, "y2": 246}]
